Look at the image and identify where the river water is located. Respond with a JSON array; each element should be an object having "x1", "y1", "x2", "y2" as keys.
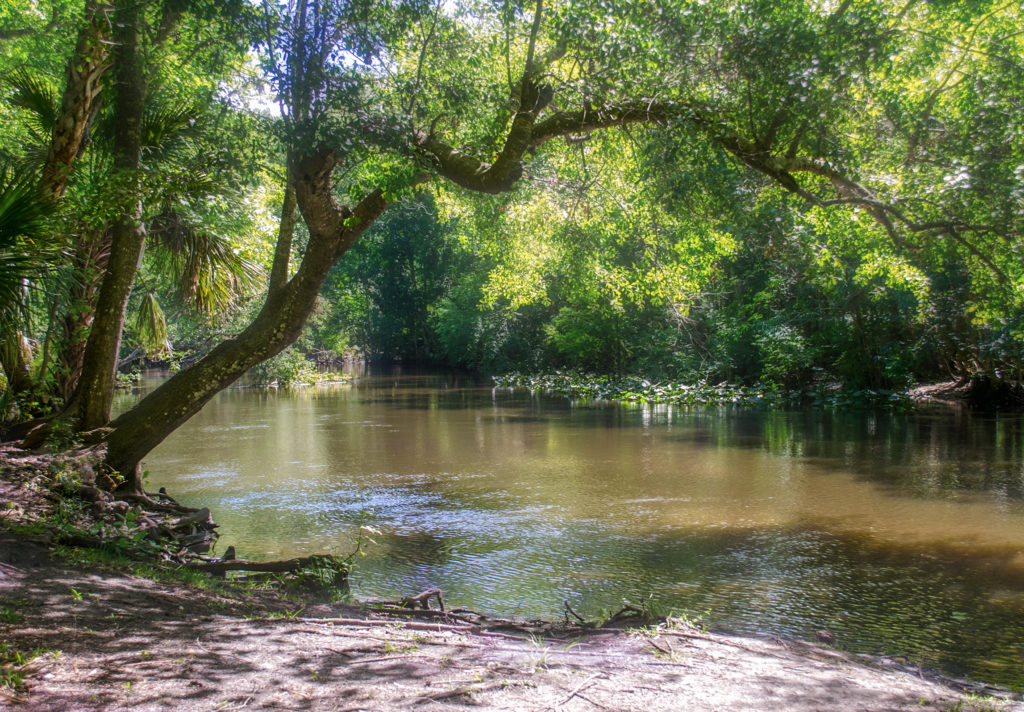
[{"x1": 121, "y1": 369, "x2": 1024, "y2": 686}]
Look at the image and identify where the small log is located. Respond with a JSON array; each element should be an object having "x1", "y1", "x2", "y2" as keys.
[{"x1": 185, "y1": 555, "x2": 335, "y2": 575}]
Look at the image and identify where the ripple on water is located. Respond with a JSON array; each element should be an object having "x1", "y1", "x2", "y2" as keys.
[{"x1": 138, "y1": 374, "x2": 1024, "y2": 687}]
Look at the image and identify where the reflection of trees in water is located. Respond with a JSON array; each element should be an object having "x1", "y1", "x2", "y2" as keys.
[
  {"x1": 784, "y1": 410, "x2": 1024, "y2": 498},
  {"x1": 623, "y1": 404, "x2": 1024, "y2": 498},
  {"x1": 376, "y1": 531, "x2": 456, "y2": 566}
]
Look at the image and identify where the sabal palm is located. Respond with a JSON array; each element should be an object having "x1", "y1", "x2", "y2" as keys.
[{"x1": 5, "y1": 73, "x2": 264, "y2": 389}]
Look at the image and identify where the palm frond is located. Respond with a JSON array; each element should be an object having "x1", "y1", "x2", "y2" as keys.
[
  {"x1": 0, "y1": 166, "x2": 53, "y2": 314},
  {"x1": 141, "y1": 102, "x2": 202, "y2": 153},
  {"x1": 148, "y1": 208, "x2": 263, "y2": 314},
  {"x1": 135, "y1": 291, "x2": 172, "y2": 359},
  {"x1": 0, "y1": 166, "x2": 47, "y2": 241},
  {"x1": 5, "y1": 70, "x2": 59, "y2": 144}
]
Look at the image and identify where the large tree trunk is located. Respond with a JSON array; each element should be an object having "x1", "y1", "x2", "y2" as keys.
[
  {"x1": 40, "y1": 0, "x2": 114, "y2": 202},
  {"x1": 65, "y1": 0, "x2": 147, "y2": 433},
  {"x1": 104, "y1": 153, "x2": 388, "y2": 485}
]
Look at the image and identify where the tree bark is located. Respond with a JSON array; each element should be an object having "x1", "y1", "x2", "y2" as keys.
[
  {"x1": 39, "y1": 0, "x2": 114, "y2": 202},
  {"x1": 268, "y1": 164, "x2": 298, "y2": 295},
  {"x1": 104, "y1": 154, "x2": 388, "y2": 483},
  {"x1": 66, "y1": 0, "x2": 147, "y2": 433}
]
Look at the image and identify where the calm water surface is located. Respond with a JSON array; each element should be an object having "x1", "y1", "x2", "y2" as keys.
[{"x1": 120, "y1": 370, "x2": 1024, "y2": 686}]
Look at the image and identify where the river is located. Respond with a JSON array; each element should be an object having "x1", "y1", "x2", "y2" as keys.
[{"x1": 119, "y1": 369, "x2": 1024, "y2": 687}]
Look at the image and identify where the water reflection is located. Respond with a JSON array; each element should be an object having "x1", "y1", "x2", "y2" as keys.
[{"x1": 126, "y1": 370, "x2": 1024, "y2": 687}]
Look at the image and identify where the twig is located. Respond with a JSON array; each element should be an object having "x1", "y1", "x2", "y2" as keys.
[
  {"x1": 550, "y1": 673, "x2": 603, "y2": 710},
  {"x1": 576, "y1": 693, "x2": 609, "y2": 710},
  {"x1": 646, "y1": 637, "x2": 673, "y2": 655},
  {"x1": 0, "y1": 560, "x2": 26, "y2": 574},
  {"x1": 414, "y1": 679, "x2": 510, "y2": 704},
  {"x1": 564, "y1": 601, "x2": 587, "y2": 624},
  {"x1": 347, "y1": 654, "x2": 424, "y2": 665}
]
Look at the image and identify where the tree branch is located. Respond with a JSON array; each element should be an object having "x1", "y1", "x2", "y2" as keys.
[
  {"x1": 524, "y1": 0, "x2": 544, "y2": 75},
  {"x1": 268, "y1": 164, "x2": 297, "y2": 294},
  {"x1": 419, "y1": 87, "x2": 1011, "y2": 281}
]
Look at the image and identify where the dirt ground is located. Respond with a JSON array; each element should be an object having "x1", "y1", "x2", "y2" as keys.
[{"x1": 2, "y1": 448, "x2": 1023, "y2": 712}]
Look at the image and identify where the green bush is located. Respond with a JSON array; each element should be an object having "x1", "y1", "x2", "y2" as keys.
[{"x1": 247, "y1": 348, "x2": 310, "y2": 386}]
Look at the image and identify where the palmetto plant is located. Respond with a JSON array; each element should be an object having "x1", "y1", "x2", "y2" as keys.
[
  {"x1": 0, "y1": 166, "x2": 52, "y2": 315},
  {"x1": 147, "y1": 207, "x2": 263, "y2": 316},
  {"x1": 0, "y1": 164, "x2": 58, "y2": 403},
  {"x1": 3, "y1": 66, "x2": 265, "y2": 391}
]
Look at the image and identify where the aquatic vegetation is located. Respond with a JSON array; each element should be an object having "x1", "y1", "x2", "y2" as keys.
[{"x1": 494, "y1": 371, "x2": 913, "y2": 410}]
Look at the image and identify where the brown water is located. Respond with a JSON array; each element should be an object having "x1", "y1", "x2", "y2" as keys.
[{"x1": 120, "y1": 369, "x2": 1024, "y2": 687}]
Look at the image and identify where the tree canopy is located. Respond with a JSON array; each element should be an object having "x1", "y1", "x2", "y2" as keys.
[{"x1": 0, "y1": 0, "x2": 1022, "y2": 484}]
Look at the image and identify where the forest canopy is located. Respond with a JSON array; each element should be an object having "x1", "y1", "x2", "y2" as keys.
[{"x1": 0, "y1": 0, "x2": 1022, "y2": 484}]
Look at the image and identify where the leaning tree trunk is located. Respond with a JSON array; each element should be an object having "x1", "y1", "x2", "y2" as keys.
[
  {"x1": 104, "y1": 153, "x2": 388, "y2": 487},
  {"x1": 65, "y1": 0, "x2": 147, "y2": 432}
]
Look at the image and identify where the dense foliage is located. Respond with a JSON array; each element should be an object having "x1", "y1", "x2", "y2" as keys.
[
  {"x1": 309, "y1": 0, "x2": 1024, "y2": 394},
  {"x1": 0, "y1": 0, "x2": 1022, "y2": 476}
]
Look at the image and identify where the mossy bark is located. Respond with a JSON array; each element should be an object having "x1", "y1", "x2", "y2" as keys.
[
  {"x1": 66, "y1": 0, "x2": 147, "y2": 433},
  {"x1": 105, "y1": 153, "x2": 388, "y2": 485}
]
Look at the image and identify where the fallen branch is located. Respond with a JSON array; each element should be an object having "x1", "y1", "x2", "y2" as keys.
[
  {"x1": 564, "y1": 601, "x2": 588, "y2": 624},
  {"x1": 186, "y1": 554, "x2": 338, "y2": 575},
  {"x1": 366, "y1": 606, "x2": 477, "y2": 625}
]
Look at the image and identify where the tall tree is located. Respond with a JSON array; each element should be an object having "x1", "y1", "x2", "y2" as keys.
[
  {"x1": 0, "y1": 0, "x2": 113, "y2": 401},
  {"x1": 4, "y1": 0, "x2": 1020, "y2": 488},
  {"x1": 65, "y1": 0, "x2": 147, "y2": 431},
  {"x1": 39, "y1": 0, "x2": 114, "y2": 202}
]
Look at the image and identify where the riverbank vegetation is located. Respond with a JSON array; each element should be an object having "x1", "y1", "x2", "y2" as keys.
[
  {"x1": 0, "y1": 0, "x2": 1022, "y2": 489},
  {"x1": 1, "y1": 2, "x2": 1023, "y2": 705},
  {"x1": 493, "y1": 371, "x2": 916, "y2": 409}
]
